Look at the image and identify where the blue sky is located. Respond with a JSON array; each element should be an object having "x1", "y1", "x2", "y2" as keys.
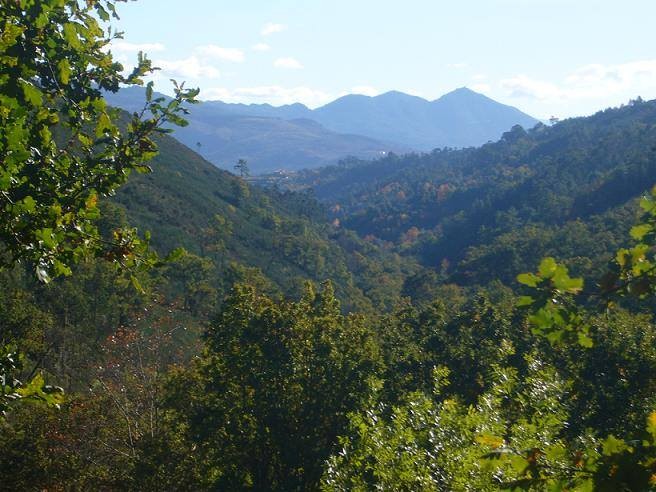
[{"x1": 110, "y1": 0, "x2": 656, "y2": 119}]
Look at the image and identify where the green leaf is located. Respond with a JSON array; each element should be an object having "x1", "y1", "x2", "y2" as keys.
[
  {"x1": 517, "y1": 273, "x2": 538, "y2": 287},
  {"x1": 529, "y1": 308, "x2": 553, "y2": 330},
  {"x1": 166, "y1": 113, "x2": 189, "y2": 127},
  {"x1": 96, "y1": 4, "x2": 110, "y2": 21},
  {"x1": 602, "y1": 435, "x2": 630, "y2": 456},
  {"x1": 53, "y1": 260, "x2": 72, "y2": 277},
  {"x1": 21, "y1": 81, "x2": 42, "y2": 106},
  {"x1": 538, "y1": 257, "x2": 558, "y2": 278},
  {"x1": 146, "y1": 81, "x2": 154, "y2": 102},
  {"x1": 130, "y1": 274, "x2": 145, "y2": 293},
  {"x1": 164, "y1": 247, "x2": 187, "y2": 263},
  {"x1": 17, "y1": 373, "x2": 64, "y2": 408},
  {"x1": 57, "y1": 59, "x2": 71, "y2": 85},
  {"x1": 639, "y1": 195, "x2": 655, "y2": 212},
  {"x1": 552, "y1": 270, "x2": 583, "y2": 293},
  {"x1": 21, "y1": 196, "x2": 36, "y2": 213},
  {"x1": 517, "y1": 296, "x2": 534, "y2": 307},
  {"x1": 35, "y1": 228, "x2": 56, "y2": 249},
  {"x1": 95, "y1": 112, "x2": 113, "y2": 137},
  {"x1": 616, "y1": 248, "x2": 629, "y2": 267},
  {"x1": 62, "y1": 23, "x2": 80, "y2": 49},
  {"x1": 577, "y1": 331, "x2": 593, "y2": 348},
  {"x1": 630, "y1": 223, "x2": 652, "y2": 241}
]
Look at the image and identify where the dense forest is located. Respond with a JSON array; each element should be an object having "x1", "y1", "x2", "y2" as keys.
[
  {"x1": 3, "y1": 1, "x2": 656, "y2": 491},
  {"x1": 291, "y1": 100, "x2": 656, "y2": 288}
]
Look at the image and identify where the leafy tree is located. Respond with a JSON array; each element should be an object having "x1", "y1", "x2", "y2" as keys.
[
  {"x1": 322, "y1": 350, "x2": 575, "y2": 491},
  {"x1": 0, "y1": 0, "x2": 197, "y2": 413},
  {"x1": 234, "y1": 158, "x2": 250, "y2": 178},
  {"x1": 174, "y1": 281, "x2": 382, "y2": 490},
  {"x1": 0, "y1": 0, "x2": 198, "y2": 280}
]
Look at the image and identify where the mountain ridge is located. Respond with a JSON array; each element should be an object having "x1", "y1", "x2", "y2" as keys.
[
  {"x1": 202, "y1": 87, "x2": 540, "y2": 150},
  {"x1": 105, "y1": 86, "x2": 538, "y2": 173}
]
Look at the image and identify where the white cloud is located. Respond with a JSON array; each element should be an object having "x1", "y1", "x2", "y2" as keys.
[
  {"x1": 470, "y1": 83, "x2": 491, "y2": 94},
  {"x1": 196, "y1": 45, "x2": 245, "y2": 63},
  {"x1": 566, "y1": 60, "x2": 656, "y2": 89},
  {"x1": 203, "y1": 85, "x2": 332, "y2": 108},
  {"x1": 261, "y1": 22, "x2": 287, "y2": 36},
  {"x1": 274, "y1": 57, "x2": 303, "y2": 69},
  {"x1": 110, "y1": 41, "x2": 166, "y2": 53},
  {"x1": 501, "y1": 59, "x2": 656, "y2": 102},
  {"x1": 447, "y1": 62, "x2": 468, "y2": 69},
  {"x1": 350, "y1": 85, "x2": 380, "y2": 97},
  {"x1": 155, "y1": 56, "x2": 220, "y2": 79},
  {"x1": 501, "y1": 74, "x2": 562, "y2": 100},
  {"x1": 252, "y1": 43, "x2": 271, "y2": 52}
]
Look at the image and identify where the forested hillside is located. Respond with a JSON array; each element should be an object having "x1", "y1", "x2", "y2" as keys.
[
  {"x1": 108, "y1": 130, "x2": 421, "y2": 312},
  {"x1": 292, "y1": 98, "x2": 656, "y2": 286}
]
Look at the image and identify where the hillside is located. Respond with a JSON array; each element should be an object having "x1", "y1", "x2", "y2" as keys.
[
  {"x1": 109, "y1": 130, "x2": 420, "y2": 311},
  {"x1": 288, "y1": 98, "x2": 656, "y2": 286}
]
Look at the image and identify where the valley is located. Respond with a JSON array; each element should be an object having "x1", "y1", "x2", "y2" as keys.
[{"x1": 2, "y1": 1, "x2": 656, "y2": 490}]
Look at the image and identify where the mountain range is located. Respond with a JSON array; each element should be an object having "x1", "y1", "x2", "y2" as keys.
[{"x1": 106, "y1": 87, "x2": 538, "y2": 174}]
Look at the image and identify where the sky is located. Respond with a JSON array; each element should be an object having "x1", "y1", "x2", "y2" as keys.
[{"x1": 109, "y1": 0, "x2": 656, "y2": 119}]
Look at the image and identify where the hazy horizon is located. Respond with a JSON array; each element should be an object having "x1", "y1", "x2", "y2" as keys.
[{"x1": 109, "y1": 0, "x2": 656, "y2": 120}]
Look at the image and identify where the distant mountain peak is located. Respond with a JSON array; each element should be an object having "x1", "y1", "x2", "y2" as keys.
[
  {"x1": 451, "y1": 86, "x2": 476, "y2": 94},
  {"x1": 435, "y1": 87, "x2": 485, "y2": 101},
  {"x1": 374, "y1": 90, "x2": 428, "y2": 102}
]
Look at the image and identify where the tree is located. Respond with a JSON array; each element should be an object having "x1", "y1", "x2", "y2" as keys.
[
  {"x1": 234, "y1": 158, "x2": 250, "y2": 178},
  {"x1": 0, "y1": 0, "x2": 198, "y2": 281},
  {"x1": 321, "y1": 184, "x2": 656, "y2": 490},
  {"x1": 0, "y1": 0, "x2": 197, "y2": 412},
  {"x1": 176, "y1": 282, "x2": 382, "y2": 490}
]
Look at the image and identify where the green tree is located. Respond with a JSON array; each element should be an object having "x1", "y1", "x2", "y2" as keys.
[
  {"x1": 175, "y1": 281, "x2": 382, "y2": 490},
  {"x1": 0, "y1": 0, "x2": 198, "y2": 280},
  {"x1": 322, "y1": 350, "x2": 576, "y2": 491},
  {"x1": 0, "y1": 0, "x2": 197, "y2": 413},
  {"x1": 234, "y1": 158, "x2": 250, "y2": 178},
  {"x1": 324, "y1": 187, "x2": 656, "y2": 491}
]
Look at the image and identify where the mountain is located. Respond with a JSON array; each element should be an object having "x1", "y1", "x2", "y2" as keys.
[
  {"x1": 287, "y1": 98, "x2": 656, "y2": 286},
  {"x1": 173, "y1": 113, "x2": 395, "y2": 174},
  {"x1": 106, "y1": 87, "x2": 538, "y2": 173},
  {"x1": 199, "y1": 88, "x2": 539, "y2": 151},
  {"x1": 204, "y1": 100, "x2": 312, "y2": 119},
  {"x1": 105, "y1": 87, "x2": 400, "y2": 175},
  {"x1": 311, "y1": 91, "x2": 434, "y2": 149},
  {"x1": 310, "y1": 88, "x2": 539, "y2": 149},
  {"x1": 198, "y1": 87, "x2": 539, "y2": 150}
]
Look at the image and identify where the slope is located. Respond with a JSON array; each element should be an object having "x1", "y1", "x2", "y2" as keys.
[
  {"x1": 110, "y1": 129, "x2": 419, "y2": 311},
  {"x1": 289, "y1": 98, "x2": 656, "y2": 287}
]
